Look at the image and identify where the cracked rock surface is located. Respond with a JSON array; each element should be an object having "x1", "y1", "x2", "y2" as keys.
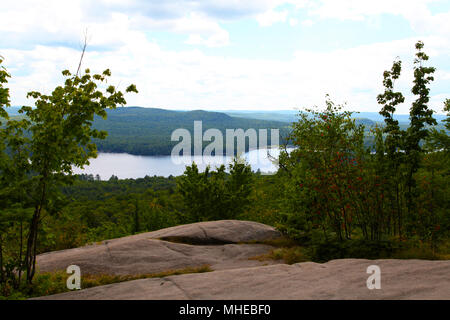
[
  {"x1": 35, "y1": 220, "x2": 450, "y2": 300},
  {"x1": 35, "y1": 259, "x2": 450, "y2": 300},
  {"x1": 36, "y1": 220, "x2": 283, "y2": 275}
]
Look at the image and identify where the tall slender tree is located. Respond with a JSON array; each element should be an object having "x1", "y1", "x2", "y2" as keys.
[
  {"x1": 404, "y1": 41, "x2": 437, "y2": 217},
  {"x1": 1, "y1": 50, "x2": 137, "y2": 286},
  {"x1": 21, "y1": 67, "x2": 137, "y2": 283},
  {"x1": 377, "y1": 58, "x2": 405, "y2": 236}
]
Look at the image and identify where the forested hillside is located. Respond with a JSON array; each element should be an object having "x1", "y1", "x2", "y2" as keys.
[
  {"x1": 6, "y1": 107, "x2": 446, "y2": 157},
  {"x1": 91, "y1": 107, "x2": 290, "y2": 155}
]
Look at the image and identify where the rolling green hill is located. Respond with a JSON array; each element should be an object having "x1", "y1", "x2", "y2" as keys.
[
  {"x1": 224, "y1": 110, "x2": 447, "y2": 125},
  {"x1": 224, "y1": 110, "x2": 377, "y2": 128},
  {"x1": 3, "y1": 106, "x2": 446, "y2": 156},
  {"x1": 92, "y1": 107, "x2": 291, "y2": 155}
]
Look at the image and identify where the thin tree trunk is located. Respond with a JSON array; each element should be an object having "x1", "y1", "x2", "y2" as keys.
[
  {"x1": 25, "y1": 176, "x2": 47, "y2": 284},
  {"x1": 25, "y1": 209, "x2": 39, "y2": 284}
]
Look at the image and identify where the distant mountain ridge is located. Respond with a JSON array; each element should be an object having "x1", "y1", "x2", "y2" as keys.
[
  {"x1": 5, "y1": 105, "x2": 447, "y2": 123},
  {"x1": 3, "y1": 106, "x2": 446, "y2": 156},
  {"x1": 92, "y1": 107, "x2": 290, "y2": 156},
  {"x1": 223, "y1": 110, "x2": 447, "y2": 124},
  {"x1": 3, "y1": 106, "x2": 22, "y2": 115}
]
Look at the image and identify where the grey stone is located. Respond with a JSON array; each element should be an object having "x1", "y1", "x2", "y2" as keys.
[
  {"x1": 35, "y1": 259, "x2": 450, "y2": 300},
  {"x1": 35, "y1": 221, "x2": 449, "y2": 300},
  {"x1": 36, "y1": 220, "x2": 282, "y2": 275}
]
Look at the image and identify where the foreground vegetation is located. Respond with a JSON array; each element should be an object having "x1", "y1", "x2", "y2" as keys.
[
  {"x1": 0, "y1": 265, "x2": 212, "y2": 300},
  {"x1": 0, "y1": 41, "x2": 449, "y2": 298}
]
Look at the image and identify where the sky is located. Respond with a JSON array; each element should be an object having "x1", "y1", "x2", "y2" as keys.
[{"x1": 1, "y1": 0, "x2": 450, "y2": 114}]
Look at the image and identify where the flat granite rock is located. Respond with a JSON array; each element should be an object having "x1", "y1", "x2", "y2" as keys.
[
  {"x1": 36, "y1": 220, "x2": 282, "y2": 275},
  {"x1": 34, "y1": 259, "x2": 450, "y2": 300}
]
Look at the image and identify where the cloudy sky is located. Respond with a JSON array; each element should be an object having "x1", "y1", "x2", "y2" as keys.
[{"x1": 1, "y1": 0, "x2": 450, "y2": 114}]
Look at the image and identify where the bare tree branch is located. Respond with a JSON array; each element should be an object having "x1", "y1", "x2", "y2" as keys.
[{"x1": 76, "y1": 29, "x2": 89, "y2": 76}]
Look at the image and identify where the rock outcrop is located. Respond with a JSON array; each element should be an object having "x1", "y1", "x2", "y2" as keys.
[
  {"x1": 35, "y1": 258, "x2": 450, "y2": 300},
  {"x1": 34, "y1": 220, "x2": 450, "y2": 300},
  {"x1": 36, "y1": 220, "x2": 283, "y2": 275}
]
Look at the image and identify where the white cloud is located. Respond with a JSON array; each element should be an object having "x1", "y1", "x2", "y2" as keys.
[
  {"x1": 0, "y1": 0, "x2": 234, "y2": 49},
  {"x1": 256, "y1": 9, "x2": 289, "y2": 26},
  {"x1": 308, "y1": 0, "x2": 431, "y2": 21},
  {"x1": 185, "y1": 31, "x2": 230, "y2": 47},
  {"x1": 289, "y1": 18, "x2": 299, "y2": 26},
  {"x1": 4, "y1": 35, "x2": 449, "y2": 114},
  {"x1": 0, "y1": 0, "x2": 310, "y2": 50},
  {"x1": 307, "y1": 0, "x2": 450, "y2": 37},
  {"x1": 1, "y1": 0, "x2": 449, "y2": 114},
  {"x1": 301, "y1": 19, "x2": 314, "y2": 27}
]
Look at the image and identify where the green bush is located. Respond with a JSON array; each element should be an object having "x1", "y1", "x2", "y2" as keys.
[{"x1": 177, "y1": 158, "x2": 253, "y2": 222}]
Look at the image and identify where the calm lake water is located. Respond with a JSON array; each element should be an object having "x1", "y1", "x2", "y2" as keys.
[{"x1": 72, "y1": 148, "x2": 292, "y2": 180}]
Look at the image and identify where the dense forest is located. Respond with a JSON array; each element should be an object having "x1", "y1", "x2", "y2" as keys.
[
  {"x1": 4, "y1": 106, "x2": 447, "y2": 157},
  {"x1": 91, "y1": 107, "x2": 290, "y2": 155},
  {"x1": 0, "y1": 41, "x2": 449, "y2": 299},
  {"x1": 3, "y1": 106, "x2": 290, "y2": 156}
]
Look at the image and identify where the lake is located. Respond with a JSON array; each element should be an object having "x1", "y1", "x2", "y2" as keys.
[{"x1": 72, "y1": 148, "x2": 292, "y2": 180}]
